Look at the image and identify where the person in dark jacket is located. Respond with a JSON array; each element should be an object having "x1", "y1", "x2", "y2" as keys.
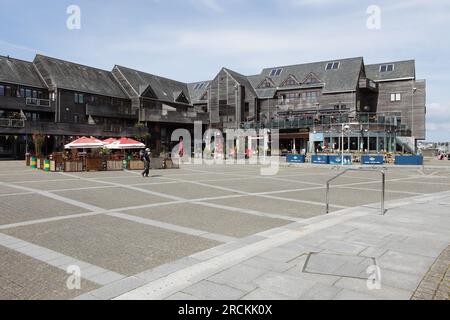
[{"x1": 142, "y1": 148, "x2": 151, "y2": 178}]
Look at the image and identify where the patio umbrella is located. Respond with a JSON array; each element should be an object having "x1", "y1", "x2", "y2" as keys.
[
  {"x1": 105, "y1": 137, "x2": 145, "y2": 150},
  {"x1": 103, "y1": 138, "x2": 118, "y2": 145},
  {"x1": 64, "y1": 137, "x2": 105, "y2": 149}
]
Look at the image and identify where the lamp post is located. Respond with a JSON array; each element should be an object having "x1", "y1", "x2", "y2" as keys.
[{"x1": 341, "y1": 123, "x2": 350, "y2": 166}]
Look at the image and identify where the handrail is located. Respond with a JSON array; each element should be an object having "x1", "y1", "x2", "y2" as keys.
[{"x1": 326, "y1": 168, "x2": 386, "y2": 215}]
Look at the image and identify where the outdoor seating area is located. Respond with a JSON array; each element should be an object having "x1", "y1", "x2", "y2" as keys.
[{"x1": 25, "y1": 136, "x2": 179, "y2": 172}]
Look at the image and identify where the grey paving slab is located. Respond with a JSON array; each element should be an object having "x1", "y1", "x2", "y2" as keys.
[
  {"x1": 205, "y1": 195, "x2": 334, "y2": 219},
  {"x1": 298, "y1": 283, "x2": 342, "y2": 300},
  {"x1": 12, "y1": 179, "x2": 110, "y2": 191},
  {"x1": 199, "y1": 178, "x2": 311, "y2": 194},
  {"x1": 241, "y1": 288, "x2": 293, "y2": 300},
  {"x1": 0, "y1": 246, "x2": 99, "y2": 300},
  {"x1": 55, "y1": 187, "x2": 171, "y2": 210},
  {"x1": 137, "y1": 182, "x2": 239, "y2": 200},
  {"x1": 377, "y1": 250, "x2": 436, "y2": 276},
  {"x1": 0, "y1": 193, "x2": 86, "y2": 225},
  {"x1": 208, "y1": 264, "x2": 267, "y2": 289},
  {"x1": 253, "y1": 272, "x2": 317, "y2": 299},
  {"x1": 166, "y1": 292, "x2": 200, "y2": 300},
  {"x1": 333, "y1": 277, "x2": 412, "y2": 300},
  {"x1": 123, "y1": 203, "x2": 290, "y2": 238},
  {"x1": 275, "y1": 188, "x2": 412, "y2": 208},
  {"x1": 181, "y1": 280, "x2": 246, "y2": 300},
  {"x1": 1, "y1": 215, "x2": 219, "y2": 276}
]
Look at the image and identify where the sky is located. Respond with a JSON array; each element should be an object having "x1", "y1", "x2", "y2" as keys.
[{"x1": 0, "y1": 0, "x2": 449, "y2": 141}]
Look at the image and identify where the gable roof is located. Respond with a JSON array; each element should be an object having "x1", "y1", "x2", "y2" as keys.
[
  {"x1": 0, "y1": 55, "x2": 46, "y2": 88},
  {"x1": 252, "y1": 57, "x2": 364, "y2": 94},
  {"x1": 114, "y1": 65, "x2": 190, "y2": 104},
  {"x1": 365, "y1": 60, "x2": 415, "y2": 81},
  {"x1": 187, "y1": 81, "x2": 210, "y2": 104},
  {"x1": 33, "y1": 55, "x2": 127, "y2": 98},
  {"x1": 223, "y1": 68, "x2": 257, "y2": 97}
]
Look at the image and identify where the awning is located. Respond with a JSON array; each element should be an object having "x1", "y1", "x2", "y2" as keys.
[
  {"x1": 105, "y1": 137, "x2": 145, "y2": 150},
  {"x1": 65, "y1": 137, "x2": 105, "y2": 149}
]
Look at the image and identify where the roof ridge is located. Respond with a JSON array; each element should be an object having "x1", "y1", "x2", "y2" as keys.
[
  {"x1": 0, "y1": 54, "x2": 34, "y2": 64},
  {"x1": 261, "y1": 56, "x2": 364, "y2": 71},
  {"x1": 366, "y1": 59, "x2": 415, "y2": 66},
  {"x1": 35, "y1": 54, "x2": 113, "y2": 74},
  {"x1": 115, "y1": 65, "x2": 188, "y2": 86}
]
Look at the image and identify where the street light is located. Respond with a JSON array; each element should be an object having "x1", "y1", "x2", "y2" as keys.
[{"x1": 341, "y1": 124, "x2": 350, "y2": 166}]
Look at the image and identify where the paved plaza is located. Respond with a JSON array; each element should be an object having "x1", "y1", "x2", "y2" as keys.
[{"x1": 0, "y1": 160, "x2": 449, "y2": 300}]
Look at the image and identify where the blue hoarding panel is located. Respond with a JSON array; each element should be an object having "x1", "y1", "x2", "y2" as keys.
[
  {"x1": 311, "y1": 155, "x2": 329, "y2": 164},
  {"x1": 395, "y1": 156, "x2": 424, "y2": 165},
  {"x1": 286, "y1": 155, "x2": 306, "y2": 163},
  {"x1": 329, "y1": 155, "x2": 353, "y2": 165},
  {"x1": 361, "y1": 155, "x2": 385, "y2": 165}
]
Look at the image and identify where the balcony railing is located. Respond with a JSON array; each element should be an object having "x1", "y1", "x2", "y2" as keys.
[
  {"x1": 140, "y1": 109, "x2": 209, "y2": 124},
  {"x1": 0, "y1": 118, "x2": 25, "y2": 128},
  {"x1": 86, "y1": 104, "x2": 137, "y2": 119},
  {"x1": 359, "y1": 78, "x2": 378, "y2": 92},
  {"x1": 26, "y1": 98, "x2": 51, "y2": 107}
]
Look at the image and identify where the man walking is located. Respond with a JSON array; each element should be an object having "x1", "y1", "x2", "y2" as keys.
[{"x1": 141, "y1": 148, "x2": 151, "y2": 178}]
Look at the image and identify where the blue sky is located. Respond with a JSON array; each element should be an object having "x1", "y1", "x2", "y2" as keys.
[{"x1": 1, "y1": 0, "x2": 449, "y2": 141}]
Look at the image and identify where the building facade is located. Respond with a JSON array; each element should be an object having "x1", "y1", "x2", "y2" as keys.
[{"x1": 0, "y1": 54, "x2": 426, "y2": 159}]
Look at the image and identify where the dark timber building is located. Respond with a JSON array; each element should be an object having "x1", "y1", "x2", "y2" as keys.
[{"x1": 0, "y1": 54, "x2": 426, "y2": 159}]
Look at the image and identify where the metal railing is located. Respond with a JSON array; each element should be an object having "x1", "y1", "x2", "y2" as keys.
[
  {"x1": 26, "y1": 97, "x2": 51, "y2": 107},
  {"x1": 326, "y1": 168, "x2": 386, "y2": 215},
  {"x1": 0, "y1": 118, "x2": 25, "y2": 128}
]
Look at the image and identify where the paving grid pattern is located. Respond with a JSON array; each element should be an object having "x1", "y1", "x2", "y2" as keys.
[{"x1": 0, "y1": 160, "x2": 448, "y2": 300}]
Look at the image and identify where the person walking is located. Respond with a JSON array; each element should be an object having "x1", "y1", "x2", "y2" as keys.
[{"x1": 141, "y1": 148, "x2": 151, "y2": 178}]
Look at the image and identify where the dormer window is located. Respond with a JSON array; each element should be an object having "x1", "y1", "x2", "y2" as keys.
[
  {"x1": 269, "y1": 68, "x2": 283, "y2": 77},
  {"x1": 380, "y1": 64, "x2": 394, "y2": 72},
  {"x1": 257, "y1": 77, "x2": 275, "y2": 89},
  {"x1": 326, "y1": 62, "x2": 340, "y2": 70}
]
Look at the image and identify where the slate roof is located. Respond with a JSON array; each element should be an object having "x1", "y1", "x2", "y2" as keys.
[
  {"x1": 250, "y1": 57, "x2": 364, "y2": 95},
  {"x1": 187, "y1": 81, "x2": 210, "y2": 104},
  {"x1": 365, "y1": 60, "x2": 415, "y2": 81},
  {"x1": 33, "y1": 55, "x2": 128, "y2": 98},
  {"x1": 0, "y1": 55, "x2": 46, "y2": 88},
  {"x1": 114, "y1": 65, "x2": 191, "y2": 104}
]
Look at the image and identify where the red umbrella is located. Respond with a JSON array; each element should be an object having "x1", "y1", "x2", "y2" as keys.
[
  {"x1": 106, "y1": 137, "x2": 146, "y2": 150},
  {"x1": 103, "y1": 138, "x2": 118, "y2": 145},
  {"x1": 65, "y1": 137, "x2": 105, "y2": 149}
]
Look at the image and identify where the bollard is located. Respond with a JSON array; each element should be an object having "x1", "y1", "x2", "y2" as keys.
[
  {"x1": 44, "y1": 160, "x2": 50, "y2": 172},
  {"x1": 30, "y1": 156, "x2": 37, "y2": 169}
]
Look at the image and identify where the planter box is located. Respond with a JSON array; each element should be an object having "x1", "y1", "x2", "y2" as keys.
[
  {"x1": 286, "y1": 155, "x2": 306, "y2": 163},
  {"x1": 86, "y1": 158, "x2": 103, "y2": 172},
  {"x1": 150, "y1": 158, "x2": 165, "y2": 170},
  {"x1": 361, "y1": 155, "x2": 385, "y2": 165},
  {"x1": 311, "y1": 155, "x2": 329, "y2": 164},
  {"x1": 64, "y1": 161, "x2": 83, "y2": 172},
  {"x1": 395, "y1": 156, "x2": 424, "y2": 166},
  {"x1": 107, "y1": 160, "x2": 123, "y2": 171},
  {"x1": 25, "y1": 154, "x2": 31, "y2": 166},
  {"x1": 329, "y1": 155, "x2": 353, "y2": 165},
  {"x1": 128, "y1": 160, "x2": 145, "y2": 170},
  {"x1": 165, "y1": 159, "x2": 179, "y2": 169}
]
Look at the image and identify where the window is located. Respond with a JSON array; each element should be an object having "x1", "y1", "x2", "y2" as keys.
[
  {"x1": 25, "y1": 89, "x2": 32, "y2": 98},
  {"x1": 0, "y1": 85, "x2": 4, "y2": 96},
  {"x1": 74, "y1": 93, "x2": 84, "y2": 104},
  {"x1": 5, "y1": 86, "x2": 12, "y2": 97},
  {"x1": 380, "y1": 64, "x2": 394, "y2": 72},
  {"x1": 19, "y1": 88, "x2": 25, "y2": 97},
  {"x1": 326, "y1": 62, "x2": 340, "y2": 70},
  {"x1": 390, "y1": 93, "x2": 401, "y2": 102},
  {"x1": 73, "y1": 115, "x2": 79, "y2": 123},
  {"x1": 269, "y1": 68, "x2": 283, "y2": 77}
]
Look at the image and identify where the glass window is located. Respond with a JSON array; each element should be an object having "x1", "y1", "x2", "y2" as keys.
[
  {"x1": 381, "y1": 64, "x2": 394, "y2": 72},
  {"x1": 25, "y1": 89, "x2": 32, "y2": 98},
  {"x1": 0, "y1": 85, "x2": 4, "y2": 96},
  {"x1": 19, "y1": 88, "x2": 25, "y2": 97},
  {"x1": 391, "y1": 93, "x2": 401, "y2": 102},
  {"x1": 5, "y1": 86, "x2": 12, "y2": 97}
]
